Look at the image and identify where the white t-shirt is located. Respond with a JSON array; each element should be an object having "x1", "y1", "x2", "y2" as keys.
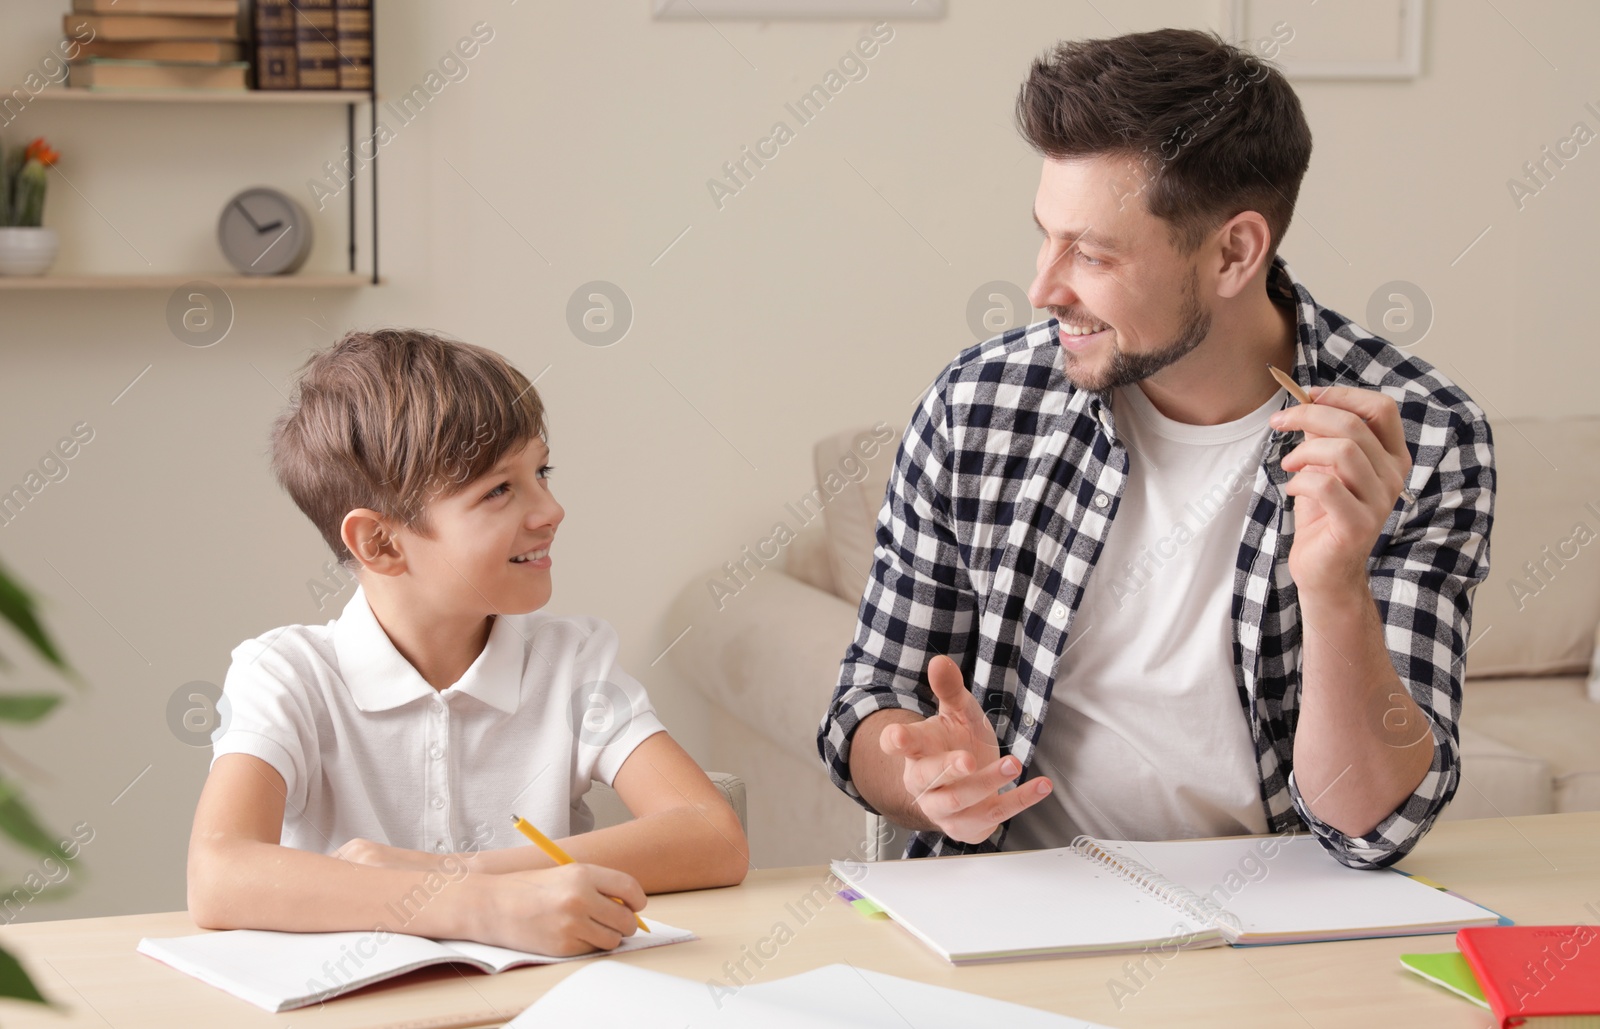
[
  {"x1": 1004, "y1": 383, "x2": 1283, "y2": 850},
  {"x1": 210, "y1": 585, "x2": 666, "y2": 856}
]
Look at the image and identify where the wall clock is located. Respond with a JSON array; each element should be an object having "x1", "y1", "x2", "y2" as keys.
[{"x1": 217, "y1": 187, "x2": 313, "y2": 275}]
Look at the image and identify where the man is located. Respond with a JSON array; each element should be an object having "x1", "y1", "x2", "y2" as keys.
[{"x1": 816, "y1": 28, "x2": 1494, "y2": 869}]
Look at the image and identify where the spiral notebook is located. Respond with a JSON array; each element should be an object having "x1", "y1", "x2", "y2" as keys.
[{"x1": 831, "y1": 833, "x2": 1502, "y2": 964}]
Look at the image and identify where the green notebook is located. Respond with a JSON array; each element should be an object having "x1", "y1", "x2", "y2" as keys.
[{"x1": 1400, "y1": 952, "x2": 1488, "y2": 1009}]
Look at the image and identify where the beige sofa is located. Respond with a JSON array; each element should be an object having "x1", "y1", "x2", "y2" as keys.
[{"x1": 666, "y1": 419, "x2": 1600, "y2": 867}]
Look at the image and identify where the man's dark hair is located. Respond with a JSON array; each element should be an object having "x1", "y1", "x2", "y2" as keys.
[{"x1": 1015, "y1": 27, "x2": 1312, "y2": 261}]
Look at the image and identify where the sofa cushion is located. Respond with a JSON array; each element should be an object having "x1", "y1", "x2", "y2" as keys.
[
  {"x1": 666, "y1": 562, "x2": 861, "y2": 769},
  {"x1": 1464, "y1": 416, "x2": 1600, "y2": 678},
  {"x1": 785, "y1": 520, "x2": 839, "y2": 598},
  {"x1": 1442, "y1": 725, "x2": 1553, "y2": 820},
  {"x1": 1459, "y1": 675, "x2": 1600, "y2": 813},
  {"x1": 812, "y1": 424, "x2": 897, "y2": 607}
]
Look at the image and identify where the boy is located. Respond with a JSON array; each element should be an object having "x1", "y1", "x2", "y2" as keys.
[{"x1": 188, "y1": 329, "x2": 748, "y2": 956}]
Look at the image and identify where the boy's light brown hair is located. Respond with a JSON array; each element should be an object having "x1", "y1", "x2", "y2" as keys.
[{"x1": 270, "y1": 328, "x2": 546, "y2": 565}]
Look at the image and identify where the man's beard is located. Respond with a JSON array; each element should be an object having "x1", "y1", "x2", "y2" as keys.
[{"x1": 1056, "y1": 266, "x2": 1211, "y2": 394}]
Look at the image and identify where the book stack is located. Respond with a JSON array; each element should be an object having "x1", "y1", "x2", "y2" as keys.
[
  {"x1": 65, "y1": 0, "x2": 248, "y2": 92},
  {"x1": 333, "y1": 0, "x2": 372, "y2": 91},
  {"x1": 254, "y1": 0, "x2": 371, "y2": 92}
]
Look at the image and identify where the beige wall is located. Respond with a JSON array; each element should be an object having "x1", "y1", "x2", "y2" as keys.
[{"x1": 0, "y1": 0, "x2": 1594, "y2": 920}]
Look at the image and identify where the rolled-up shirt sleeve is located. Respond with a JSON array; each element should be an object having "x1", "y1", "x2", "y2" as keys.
[
  {"x1": 1289, "y1": 408, "x2": 1495, "y2": 869},
  {"x1": 816, "y1": 372, "x2": 980, "y2": 814}
]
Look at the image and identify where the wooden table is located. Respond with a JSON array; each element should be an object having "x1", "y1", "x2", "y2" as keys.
[{"x1": 0, "y1": 812, "x2": 1594, "y2": 1027}]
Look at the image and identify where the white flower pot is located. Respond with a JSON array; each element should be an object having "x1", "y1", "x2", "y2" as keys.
[{"x1": 0, "y1": 227, "x2": 59, "y2": 276}]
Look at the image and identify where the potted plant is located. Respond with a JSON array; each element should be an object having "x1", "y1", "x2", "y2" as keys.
[
  {"x1": 0, "y1": 137, "x2": 61, "y2": 277},
  {"x1": 0, "y1": 555, "x2": 87, "y2": 1007}
]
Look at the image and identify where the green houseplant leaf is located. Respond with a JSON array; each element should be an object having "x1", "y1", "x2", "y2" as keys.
[
  {"x1": 0, "y1": 696, "x2": 61, "y2": 724},
  {"x1": 0, "y1": 556, "x2": 71, "y2": 679},
  {"x1": 0, "y1": 946, "x2": 48, "y2": 1006},
  {"x1": 0, "y1": 779, "x2": 69, "y2": 865},
  {"x1": 0, "y1": 556, "x2": 84, "y2": 1008}
]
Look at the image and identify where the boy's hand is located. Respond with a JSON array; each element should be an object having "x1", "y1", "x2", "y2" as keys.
[
  {"x1": 469, "y1": 863, "x2": 646, "y2": 955},
  {"x1": 879, "y1": 655, "x2": 1053, "y2": 844},
  {"x1": 332, "y1": 837, "x2": 441, "y2": 871}
]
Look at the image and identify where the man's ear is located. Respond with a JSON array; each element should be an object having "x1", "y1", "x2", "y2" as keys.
[
  {"x1": 341, "y1": 508, "x2": 407, "y2": 576},
  {"x1": 1211, "y1": 210, "x2": 1274, "y2": 300}
]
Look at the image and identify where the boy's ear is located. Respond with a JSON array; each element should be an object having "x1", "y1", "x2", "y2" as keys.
[{"x1": 341, "y1": 509, "x2": 406, "y2": 575}]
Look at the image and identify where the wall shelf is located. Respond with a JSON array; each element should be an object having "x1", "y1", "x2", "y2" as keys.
[
  {"x1": 0, "y1": 273, "x2": 379, "y2": 290},
  {"x1": 15, "y1": 79, "x2": 381, "y2": 286},
  {"x1": 33, "y1": 88, "x2": 372, "y2": 104}
]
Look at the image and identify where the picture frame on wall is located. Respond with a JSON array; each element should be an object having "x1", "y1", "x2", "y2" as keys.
[
  {"x1": 1229, "y1": 0, "x2": 1424, "y2": 79},
  {"x1": 654, "y1": 0, "x2": 945, "y2": 19}
]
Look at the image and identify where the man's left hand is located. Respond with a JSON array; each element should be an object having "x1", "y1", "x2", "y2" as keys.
[{"x1": 1270, "y1": 385, "x2": 1413, "y2": 595}]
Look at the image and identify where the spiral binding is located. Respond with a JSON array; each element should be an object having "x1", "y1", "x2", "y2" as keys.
[{"x1": 1069, "y1": 835, "x2": 1240, "y2": 937}]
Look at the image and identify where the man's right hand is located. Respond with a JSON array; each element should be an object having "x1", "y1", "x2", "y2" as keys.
[{"x1": 878, "y1": 655, "x2": 1054, "y2": 844}]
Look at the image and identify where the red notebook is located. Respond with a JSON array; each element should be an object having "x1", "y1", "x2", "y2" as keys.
[{"x1": 1457, "y1": 926, "x2": 1600, "y2": 1028}]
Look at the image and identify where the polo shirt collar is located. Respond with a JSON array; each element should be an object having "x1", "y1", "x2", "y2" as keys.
[{"x1": 332, "y1": 585, "x2": 524, "y2": 714}]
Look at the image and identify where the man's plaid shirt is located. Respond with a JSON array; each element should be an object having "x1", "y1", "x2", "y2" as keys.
[{"x1": 817, "y1": 255, "x2": 1495, "y2": 868}]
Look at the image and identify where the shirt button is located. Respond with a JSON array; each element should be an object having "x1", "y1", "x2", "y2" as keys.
[
  {"x1": 432, "y1": 796, "x2": 445, "y2": 810},
  {"x1": 430, "y1": 744, "x2": 442, "y2": 759},
  {"x1": 435, "y1": 840, "x2": 447, "y2": 853},
  {"x1": 1049, "y1": 602, "x2": 1068, "y2": 625},
  {"x1": 1093, "y1": 493, "x2": 1110, "y2": 509},
  {"x1": 1022, "y1": 712, "x2": 1036, "y2": 728}
]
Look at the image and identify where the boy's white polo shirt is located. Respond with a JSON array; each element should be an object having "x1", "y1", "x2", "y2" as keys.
[{"x1": 210, "y1": 585, "x2": 666, "y2": 856}]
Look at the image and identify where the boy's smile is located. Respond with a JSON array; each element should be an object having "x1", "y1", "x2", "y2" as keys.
[{"x1": 510, "y1": 543, "x2": 552, "y2": 568}]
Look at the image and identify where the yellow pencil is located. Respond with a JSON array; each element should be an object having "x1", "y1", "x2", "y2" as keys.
[{"x1": 510, "y1": 814, "x2": 650, "y2": 932}]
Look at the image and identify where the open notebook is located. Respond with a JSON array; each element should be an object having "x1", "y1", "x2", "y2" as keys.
[
  {"x1": 136, "y1": 921, "x2": 695, "y2": 1012},
  {"x1": 508, "y1": 961, "x2": 1118, "y2": 1027},
  {"x1": 832, "y1": 833, "x2": 1502, "y2": 964}
]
